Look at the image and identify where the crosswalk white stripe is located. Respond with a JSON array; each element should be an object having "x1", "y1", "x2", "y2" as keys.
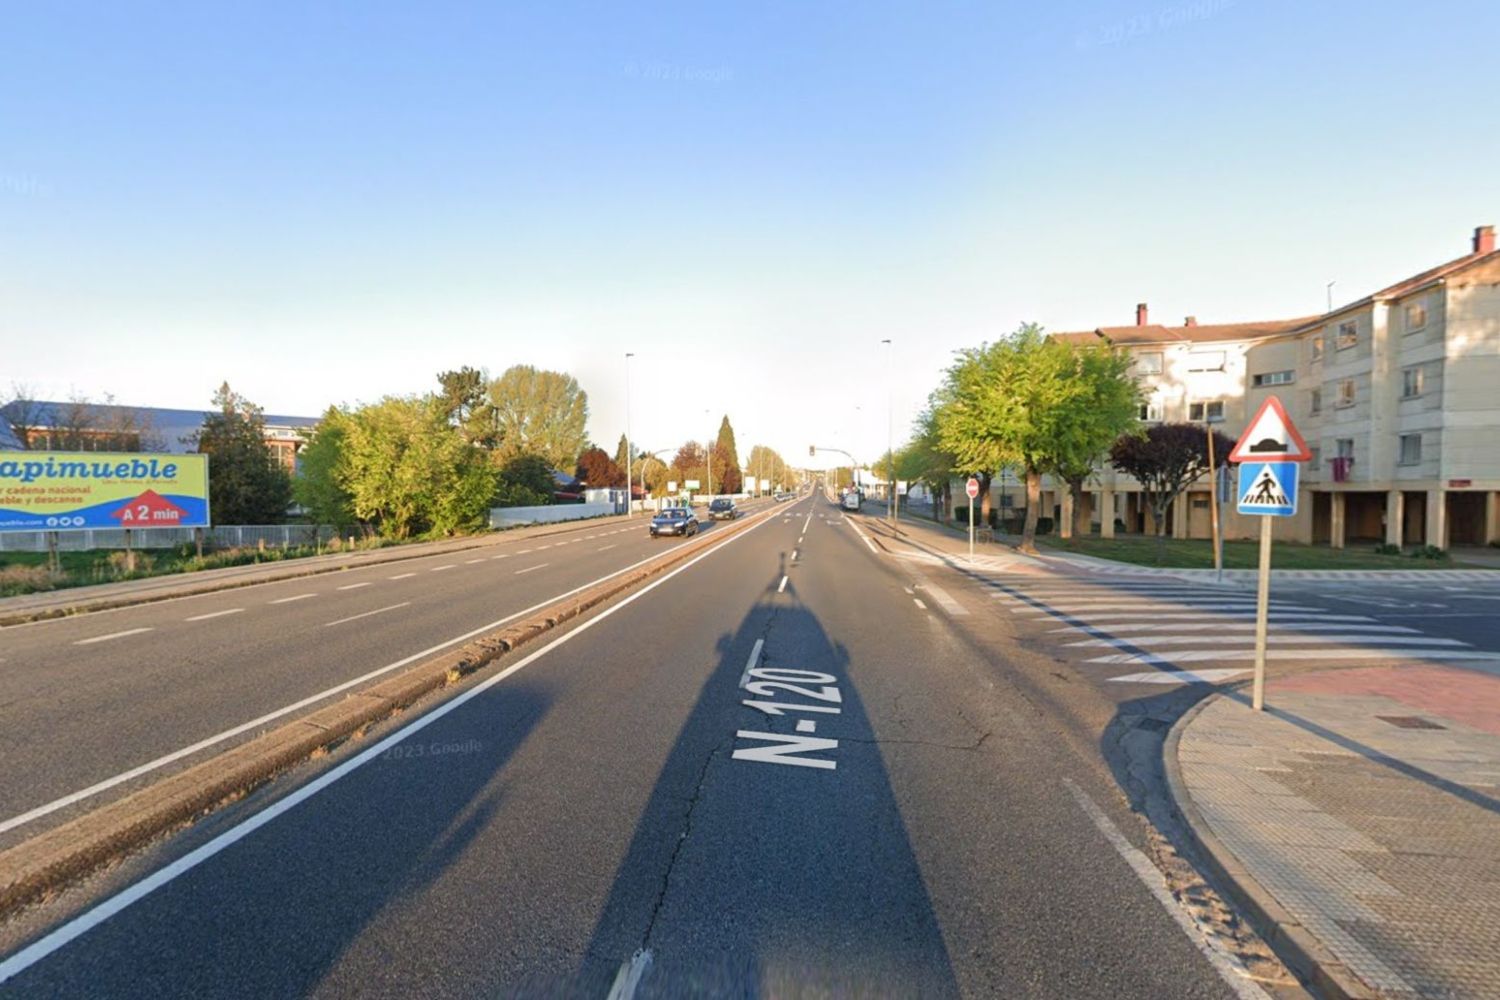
[
  {"x1": 1003, "y1": 602, "x2": 1317, "y2": 614},
  {"x1": 1066, "y1": 634, "x2": 1465, "y2": 649},
  {"x1": 1107, "y1": 669, "x2": 1250, "y2": 685},
  {"x1": 1042, "y1": 612, "x2": 1377, "y2": 623},
  {"x1": 1053, "y1": 622, "x2": 1406, "y2": 635},
  {"x1": 1086, "y1": 649, "x2": 1500, "y2": 664}
]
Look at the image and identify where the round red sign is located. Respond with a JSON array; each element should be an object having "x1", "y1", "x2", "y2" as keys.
[{"x1": 965, "y1": 477, "x2": 980, "y2": 499}]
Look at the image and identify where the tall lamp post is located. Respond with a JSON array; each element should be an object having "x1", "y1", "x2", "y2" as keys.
[
  {"x1": 625, "y1": 352, "x2": 634, "y2": 517},
  {"x1": 882, "y1": 338, "x2": 896, "y2": 532},
  {"x1": 704, "y1": 409, "x2": 714, "y2": 499}
]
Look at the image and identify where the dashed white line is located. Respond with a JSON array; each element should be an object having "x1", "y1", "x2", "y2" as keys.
[
  {"x1": 336, "y1": 582, "x2": 371, "y2": 591},
  {"x1": 389, "y1": 572, "x2": 417, "y2": 580},
  {"x1": 269, "y1": 594, "x2": 316, "y2": 605},
  {"x1": 777, "y1": 575, "x2": 789, "y2": 593},
  {"x1": 738, "y1": 638, "x2": 765, "y2": 688},
  {"x1": 913, "y1": 598, "x2": 927, "y2": 610},
  {"x1": 74, "y1": 627, "x2": 154, "y2": 646},
  {"x1": 606, "y1": 949, "x2": 653, "y2": 1000},
  {"x1": 324, "y1": 603, "x2": 412, "y2": 628},
  {"x1": 515, "y1": 564, "x2": 548, "y2": 575},
  {"x1": 184, "y1": 608, "x2": 243, "y2": 622},
  {"x1": 465, "y1": 558, "x2": 485, "y2": 564},
  {"x1": 599, "y1": 544, "x2": 617, "y2": 552},
  {"x1": 490, "y1": 554, "x2": 509, "y2": 561},
  {"x1": 429, "y1": 565, "x2": 455, "y2": 572}
]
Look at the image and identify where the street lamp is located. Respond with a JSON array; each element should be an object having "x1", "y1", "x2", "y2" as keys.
[
  {"x1": 704, "y1": 409, "x2": 714, "y2": 499},
  {"x1": 882, "y1": 338, "x2": 895, "y2": 531},
  {"x1": 625, "y1": 352, "x2": 634, "y2": 517}
]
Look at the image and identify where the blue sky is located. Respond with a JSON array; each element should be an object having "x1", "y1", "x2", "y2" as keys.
[{"x1": 3, "y1": 0, "x2": 1497, "y2": 466}]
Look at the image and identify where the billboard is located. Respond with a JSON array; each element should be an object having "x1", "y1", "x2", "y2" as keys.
[{"x1": 0, "y1": 452, "x2": 210, "y2": 533}]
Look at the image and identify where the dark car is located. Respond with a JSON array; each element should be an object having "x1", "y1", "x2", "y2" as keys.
[
  {"x1": 708, "y1": 498, "x2": 738, "y2": 520},
  {"x1": 650, "y1": 507, "x2": 699, "y2": 538}
]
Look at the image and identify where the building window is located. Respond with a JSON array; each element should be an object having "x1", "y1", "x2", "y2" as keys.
[
  {"x1": 1336, "y1": 438, "x2": 1355, "y2": 459},
  {"x1": 1402, "y1": 366, "x2": 1424, "y2": 399},
  {"x1": 1336, "y1": 378, "x2": 1356, "y2": 407},
  {"x1": 1398, "y1": 433, "x2": 1422, "y2": 466},
  {"x1": 1311, "y1": 337, "x2": 1324, "y2": 362},
  {"x1": 1135, "y1": 352, "x2": 1163, "y2": 374},
  {"x1": 1309, "y1": 388, "x2": 1322, "y2": 414},
  {"x1": 1337, "y1": 320, "x2": 1358, "y2": 349},
  {"x1": 1405, "y1": 301, "x2": 1427, "y2": 332},
  {"x1": 1187, "y1": 351, "x2": 1225, "y2": 372},
  {"x1": 1138, "y1": 400, "x2": 1162, "y2": 422},
  {"x1": 1309, "y1": 445, "x2": 1321, "y2": 469},
  {"x1": 1188, "y1": 400, "x2": 1224, "y2": 422},
  {"x1": 1252, "y1": 370, "x2": 1294, "y2": 387}
]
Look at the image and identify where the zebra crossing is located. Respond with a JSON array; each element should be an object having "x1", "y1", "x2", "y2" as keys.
[{"x1": 978, "y1": 574, "x2": 1500, "y2": 684}]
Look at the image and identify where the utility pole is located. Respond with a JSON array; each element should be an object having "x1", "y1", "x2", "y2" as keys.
[
  {"x1": 625, "y1": 352, "x2": 634, "y2": 517},
  {"x1": 883, "y1": 338, "x2": 896, "y2": 533},
  {"x1": 705, "y1": 409, "x2": 713, "y2": 499}
]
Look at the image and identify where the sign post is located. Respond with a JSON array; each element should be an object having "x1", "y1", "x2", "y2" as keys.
[
  {"x1": 965, "y1": 476, "x2": 980, "y2": 562},
  {"x1": 1228, "y1": 396, "x2": 1313, "y2": 711}
]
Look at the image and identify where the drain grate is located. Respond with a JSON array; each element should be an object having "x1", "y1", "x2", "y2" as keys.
[{"x1": 1376, "y1": 715, "x2": 1446, "y2": 730}]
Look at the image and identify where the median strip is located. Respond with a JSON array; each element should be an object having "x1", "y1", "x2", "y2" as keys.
[{"x1": 0, "y1": 505, "x2": 772, "y2": 918}]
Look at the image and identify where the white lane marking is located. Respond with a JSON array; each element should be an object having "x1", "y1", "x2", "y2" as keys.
[
  {"x1": 269, "y1": 594, "x2": 317, "y2": 605},
  {"x1": 738, "y1": 638, "x2": 765, "y2": 689},
  {"x1": 791, "y1": 548, "x2": 799, "y2": 560},
  {"x1": 0, "y1": 498, "x2": 778, "y2": 983},
  {"x1": 1051, "y1": 621, "x2": 1397, "y2": 634},
  {"x1": 0, "y1": 510, "x2": 786, "y2": 840},
  {"x1": 465, "y1": 558, "x2": 485, "y2": 564},
  {"x1": 777, "y1": 575, "x2": 788, "y2": 593},
  {"x1": 845, "y1": 517, "x2": 878, "y2": 553},
  {"x1": 599, "y1": 544, "x2": 617, "y2": 552},
  {"x1": 606, "y1": 949, "x2": 653, "y2": 1000},
  {"x1": 1108, "y1": 669, "x2": 1252, "y2": 684},
  {"x1": 903, "y1": 586, "x2": 914, "y2": 595},
  {"x1": 1002, "y1": 602, "x2": 1311, "y2": 615},
  {"x1": 1087, "y1": 649, "x2": 1500, "y2": 665},
  {"x1": 535, "y1": 544, "x2": 552, "y2": 550},
  {"x1": 798, "y1": 534, "x2": 805, "y2": 544},
  {"x1": 389, "y1": 572, "x2": 418, "y2": 580},
  {"x1": 324, "y1": 603, "x2": 411, "y2": 628},
  {"x1": 1038, "y1": 611, "x2": 1375, "y2": 624},
  {"x1": 795, "y1": 719, "x2": 817, "y2": 734},
  {"x1": 336, "y1": 582, "x2": 371, "y2": 591},
  {"x1": 184, "y1": 608, "x2": 244, "y2": 622},
  {"x1": 913, "y1": 598, "x2": 927, "y2": 610},
  {"x1": 1062, "y1": 779, "x2": 1271, "y2": 1000},
  {"x1": 515, "y1": 564, "x2": 548, "y2": 575},
  {"x1": 490, "y1": 554, "x2": 509, "y2": 561},
  {"x1": 74, "y1": 628, "x2": 153, "y2": 646},
  {"x1": 429, "y1": 565, "x2": 455, "y2": 572},
  {"x1": 921, "y1": 583, "x2": 968, "y2": 617},
  {"x1": 1068, "y1": 634, "x2": 1465, "y2": 649},
  {"x1": 517, "y1": 549, "x2": 533, "y2": 554}
]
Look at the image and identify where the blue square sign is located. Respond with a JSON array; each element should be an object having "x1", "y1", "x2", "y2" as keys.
[{"x1": 1237, "y1": 461, "x2": 1299, "y2": 517}]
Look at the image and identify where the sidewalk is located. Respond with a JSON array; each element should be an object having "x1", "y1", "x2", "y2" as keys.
[
  {"x1": 0, "y1": 512, "x2": 631, "y2": 625},
  {"x1": 1170, "y1": 666, "x2": 1500, "y2": 999}
]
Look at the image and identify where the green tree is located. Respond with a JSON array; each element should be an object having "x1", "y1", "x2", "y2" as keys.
[
  {"x1": 614, "y1": 433, "x2": 631, "y2": 471},
  {"x1": 713, "y1": 415, "x2": 742, "y2": 494},
  {"x1": 1047, "y1": 341, "x2": 1141, "y2": 538},
  {"x1": 899, "y1": 406, "x2": 959, "y2": 522},
  {"x1": 746, "y1": 444, "x2": 788, "y2": 493},
  {"x1": 292, "y1": 407, "x2": 356, "y2": 528},
  {"x1": 338, "y1": 396, "x2": 495, "y2": 538},
  {"x1": 192, "y1": 382, "x2": 293, "y2": 525},
  {"x1": 488, "y1": 365, "x2": 588, "y2": 469},
  {"x1": 494, "y1": 452, "x2": 556, "y2": 507},
  {"x1": 436, "y1": 366, "x2": 496, "y2": 446}
]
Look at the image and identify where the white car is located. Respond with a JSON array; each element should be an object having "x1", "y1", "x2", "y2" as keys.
[{"x1": 841, "y1": 491, "x2": 860, "y2": 511}]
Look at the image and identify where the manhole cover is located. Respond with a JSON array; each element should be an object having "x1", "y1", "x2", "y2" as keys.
[{"x1": 1376, "y1": 715, "x2": 1446, "y2": 730}]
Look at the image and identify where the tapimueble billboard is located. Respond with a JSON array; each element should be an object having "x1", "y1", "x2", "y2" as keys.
[{"x1": 0, "y1": 452, "x2": 210, "y2": 532}]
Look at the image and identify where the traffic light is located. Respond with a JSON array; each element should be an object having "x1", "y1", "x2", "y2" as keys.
[{"x1": 809, "y1": 445, "x2": 815, "y2": 457}]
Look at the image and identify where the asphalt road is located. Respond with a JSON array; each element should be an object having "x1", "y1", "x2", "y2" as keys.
[
  {"x1": 0, "y1": 502, "x2": 775, "y2": 849},
  {"x1": 0, "y1": 492, "x2": 1248, "y2": 998}
]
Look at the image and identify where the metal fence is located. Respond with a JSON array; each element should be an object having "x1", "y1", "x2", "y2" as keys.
[{"x1": 0, "y1": 524, "x2": 342, "y2": 553}]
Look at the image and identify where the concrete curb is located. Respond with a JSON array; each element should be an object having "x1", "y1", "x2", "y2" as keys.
[
  {"x1": 0, "y1": 509, "x2": 766, "y2": 918},
  {"x1": 1162, "y1": 692, "x2": 1375, "y2": 1000},
  {"x1": 0, "y1": 513, "x2": 634, "y2": 627}
]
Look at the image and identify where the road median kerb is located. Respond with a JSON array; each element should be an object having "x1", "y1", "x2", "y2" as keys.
[
  {"x1": 0, "y1": 511, "x2": 765, "y2": 919},
  {"x1": 1162, "y1": 691, "x2": 1374, "y2": 1000}
]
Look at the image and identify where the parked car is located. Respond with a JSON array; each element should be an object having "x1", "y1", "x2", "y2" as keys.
[
  {"x1": 649, "y1": 507, "x2": 699, "y2": 538},
  {"x1": 841, "y1": 491, "x2": 861, "y2": 511},
  {"x1": 708, "y1": 498, "x2": 738, "y2": 520}
]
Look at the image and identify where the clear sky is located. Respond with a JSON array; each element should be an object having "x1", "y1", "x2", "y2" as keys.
[{"x1": 3, "y1": 0, "x2": 1497, "y2": 467}]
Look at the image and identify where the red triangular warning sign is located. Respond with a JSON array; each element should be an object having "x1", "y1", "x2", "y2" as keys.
[{"x1": 1228, "y1": 395, "x2": 1312, "y2": 463}]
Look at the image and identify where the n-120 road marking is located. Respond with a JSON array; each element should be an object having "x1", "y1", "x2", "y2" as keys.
[{"x1": 734, "y1": 667, "x2": 843, "y2": 770}]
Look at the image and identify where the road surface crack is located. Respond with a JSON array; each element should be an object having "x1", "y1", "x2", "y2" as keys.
[
  {"x1": 638, "y1": 734, "x2": 730, "y2": 949},
  {"x1": 840, "y1": 731, "x2": 992, "y2": 752}
]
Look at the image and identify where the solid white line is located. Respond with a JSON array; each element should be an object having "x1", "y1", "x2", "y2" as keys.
[
  {"x1": 429, "y1": 565, "x2": 455, "y2": 572},
  {"x1": 0, "y1": 500, "x2": 777, "y2": 984},
  {"x1": 0, "y1": 511, "x2": 785, "y2": 840},
  {"x1": 324, "y1": 603, "x2": 411, "y2": 628},
  {"x1": 606, "y1": 949, "x2": 653, "y2": 1000},
  {"x1": 389, "y1": 572, "x2": 417, "y2": 580},
  {"x1": 738, "y1": 638, "x2": 766, "y2": 689},
  {"x1": 515, "y1": 564, "x2": 548, "y2": 575},
  {"x1": 269, "y1": 594, "x2": 316, "y2": 605},
  {"x1": 1062, "y1": 779, "x2": 1271, "y2": 1000},
  {"x1": 73, "y1": 628, "x2": 153, "y2": 646},
  {"x1": 184, "y1": 609, "x2": 243, "y2": 622},
  {"x1": 845, "y1": 517, "x2": 878, "y2": 553},
  {"x1": 336, "y1": 582, "x2": 371, "y2": 591},
  {"x1": 777, "y1": 575, "x2": 788, "y2": 593}
]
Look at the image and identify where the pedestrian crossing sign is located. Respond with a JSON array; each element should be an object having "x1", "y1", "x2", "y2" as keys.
[{"x1": 1237, "y1": 461, "x2": 1298, "y2": 516}]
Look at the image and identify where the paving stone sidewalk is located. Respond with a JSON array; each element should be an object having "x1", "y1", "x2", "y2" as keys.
[{"x1": 1174, "y1": 666, "x2": 1500, "y2": 999}]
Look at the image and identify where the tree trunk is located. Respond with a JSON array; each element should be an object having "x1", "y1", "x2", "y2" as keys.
[
  {"x1": 1153, "y1": 497, "x2": 1170, "y2": 564},
  {"x1": 1020, "y1": 467, "x2": 1042, "y2": 554},
  {"x1": 979, "y1": 472, "x2": 993, "y2": 526},
  {"x1": 1069, "y1": 478, "x2": 1090, "y2": 538}
]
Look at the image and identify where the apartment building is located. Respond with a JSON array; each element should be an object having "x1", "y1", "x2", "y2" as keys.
[{"x1": 1047, "y1": 224, "x2": 1500, "y2": 550}]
